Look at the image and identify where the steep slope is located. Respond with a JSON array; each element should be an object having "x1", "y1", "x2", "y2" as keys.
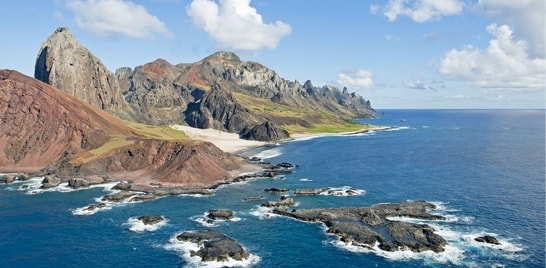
[
  {"x1": 34, "y1": 27, "x2": 135, "y2": 120},
  {"x1": 0, "y1": 70, "x2": 251, "y2": 186},
  {"x1": 119, "y1": 52, "x2": 376, "y2": 140}
]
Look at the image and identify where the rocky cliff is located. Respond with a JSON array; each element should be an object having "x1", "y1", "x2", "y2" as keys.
[
  {"x1": 34, "y1": 27, "x2": 135, "y2": 120},
  {"x1": 0, "y1": 70, "x2": 251, "y2": 186},
  {"x1": 119, "y1": 51, "x2": 376, "y2": 140},
  {"x1": 34, "y1": 27, "x2": 375, "y2": 142}
]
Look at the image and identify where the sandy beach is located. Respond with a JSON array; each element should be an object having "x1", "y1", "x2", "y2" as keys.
[
  {"x1": 170, "y1": 125, "x2": 269, "y2": 153},
  {"x1": 170, "y1": 124, "x2": 391, "y2": 154}
]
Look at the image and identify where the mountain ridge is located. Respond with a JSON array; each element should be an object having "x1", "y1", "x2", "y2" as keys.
[{"x1": 35, "y1": 27, "x2": 375, "y2": 142}]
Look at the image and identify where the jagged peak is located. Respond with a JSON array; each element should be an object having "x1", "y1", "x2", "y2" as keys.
[{"x1": 202, "y1": 51, "x2": 241, "y2": 64}]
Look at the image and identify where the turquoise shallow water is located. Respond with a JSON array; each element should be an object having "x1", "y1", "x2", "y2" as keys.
[{"x1": 1, "y1": 109, "x2": 544, "y2": 267}]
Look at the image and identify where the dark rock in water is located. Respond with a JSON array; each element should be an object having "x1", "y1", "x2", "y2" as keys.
[
  {"x1": 385, "y1": 221, "x2": 447, "y2": 252},
  {"x1": 137, "y1": 215, "x2": 164, "y2": 225},
  {"x1": 84, "y1": 203, "x2": 107, "y2": 211},
  {"x1": 176, "y1": 230, "x2": 250, "y2": 262},
  {"x1": 68, "y1": 177, "x2": 104, "y2": 189},
  {"x1": 40, "y1": 175, "x2": 61, "y2": 189},
  {"x1": 262, "y1": 196, "x2": 296, "y2": 207},
  {"x1": 273, "y1": 200, "x2": 447, "y2": 253},
  {"x1": 475, "y1": 235, "x2": 500, "y2": 245},
  {"x1": 294, "y1": 188, "x2": 329, "y2": 196},
  {"x1": 130, "y1": 194, "x2": 158, "y2": 202},
  {"x1": 243, "y1": 196, "x2": 264, "y2": 202},
  {"x1": 102, "y1": 191, "x2": 137, "y2": 202},
  {"x1": 16, "y1": 173, "x2": 30, "y2": 181},
  {"x1": 207, "y1": 209, "x2": 234, "y2": 220},
  {"x1": 0, "y1": 174, "x2": 16, "y2": 184},
  {"x1": 264, "y1": 187, "x2": 290, "y2": 193}
]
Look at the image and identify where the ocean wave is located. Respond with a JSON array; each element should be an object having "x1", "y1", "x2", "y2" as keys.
[
  {"x1": 252, "y1": 147, "x2": 283, "y2": 159},
  {"x1": 191, "y1": 212, "x2": 242, "y2": 227},
  {"x1": 331, "y1": 240, "x2": 465, "y2": 265},
  {"x1": 124, "y1": 216, "x2": 168, "y2": 233},
  {"x1": 381, "y1": 202, "x2": 525, "y2": 266},
  {"x1": 249, "y1": 206, "x2": 279, "y2": 220},
  {"x1": 319, "y1": 186, "x2": 365, "y2": 196},
  {"x1": 164, "y1": 235, "x2": 261, "y2": 268},
  {"x1": 299, "y1": 178, "x2": 313, "y2": 182}
]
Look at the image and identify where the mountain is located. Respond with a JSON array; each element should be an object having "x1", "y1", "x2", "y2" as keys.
[
  {"x1": 119, "y1": 52, "x2": 375, "y2": 140},
  {"x1": 0, "y1": 70, "x2": 249, "y2": 186},
  {"x1": 35, "y1": 27, "x2": 375, "y2": 141},
  {"x1": 34, "y1": 27, "x2": 135, "y2": 120}
]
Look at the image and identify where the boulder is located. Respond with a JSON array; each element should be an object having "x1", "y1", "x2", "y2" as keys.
[
  {"x1": 207, "y1": 209, "x2": 234, "y2": 220},
  {"x1": 261, "y1": 196, "x2": 296, "y2": 207},
  {"x1": 475, "y1": 235, "x2": 500, "y2": 245},
  {"x1": 68, "y1": 176, "x2": 104, "y2": 189},
  {"x1": 176, "y1": 230, "x2": 250, "y2": 262},
  {"x1": 40, "y1": 175, "x2": 61, "y2": 189},
  {"x1": 264, "y1": 187, "x2": 290, "y2": 193},
  {"x1": 0, "y1": 175, "x2": 16, "y2": 184},
  {"x1": 137, "y1": 215, "x2": 164, "y2": 225}
]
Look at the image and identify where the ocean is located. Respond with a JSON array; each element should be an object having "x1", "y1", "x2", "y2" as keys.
[{"x1": 1, "y1": 109, "x2": 544, "y2": 267}]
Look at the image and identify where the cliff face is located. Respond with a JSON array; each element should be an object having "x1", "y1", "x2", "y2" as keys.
[
  {"x1": 119, "y1": 51, "x2": 376, "y2": 140},
  {"x1": 34, "y1": 27, "x2": 134, "y2": 120},
  {"x1": 34, "y1": 27, "x2": 375, "y2": 142},
  {"x1": 0, "y1": 70, "x2": 135, "y2": 171},
  {"x1": 0, "y1": 70, "x2": 249, "y2": 186}
]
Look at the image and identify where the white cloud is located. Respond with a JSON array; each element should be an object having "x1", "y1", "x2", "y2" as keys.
[
  {"x1": 375, "y1": 0, "x2": 464, "y2": 22},
  {"x1": 337, "y1": 70, "x2": 374, "y2": 89},
  {"x1": 475, "y1": 0, "x2": 545, "y2": 58},
  {"x1": 405, "y1": 80, "x2": 437, "y2": 91},
  {"x1": 65, "y1": 0, "x2": 170, "y2": 38},
  {"x1": 439, "y1": 24, "x2": 546, "y2": 91},
  {"x1": 384, "y1": 34, "x2": 400, "y2": 42},
  {"x1": 186, "y1": 0, "x2": 291, "y2": 51}
]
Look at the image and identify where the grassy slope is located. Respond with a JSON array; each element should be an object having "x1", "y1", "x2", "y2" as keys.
[
  {"x1": 70, "y1": 122, "x2": 191, "y2": 164},
  {"x1": 232, "y1": 92, "x2": 373, "y2": 134}
]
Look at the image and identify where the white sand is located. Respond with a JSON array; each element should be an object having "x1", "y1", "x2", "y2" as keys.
[{"x1": 170, "y1": 125, "x2": 267, "y2": 153}]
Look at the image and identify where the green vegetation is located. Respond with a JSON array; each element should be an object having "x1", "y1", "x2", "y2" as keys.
[
  {"x1": 284, "y1": 121, "x2": 374, "y2": 134},
  {"x1": 126, "y1": 121, "x2": 190, "y2": 140}
]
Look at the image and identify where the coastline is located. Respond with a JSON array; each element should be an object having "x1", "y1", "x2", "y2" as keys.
[{"x1": 170, "y1": 124, "x2": 391, "y2": 156}]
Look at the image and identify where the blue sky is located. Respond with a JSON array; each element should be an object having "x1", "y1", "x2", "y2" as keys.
[{"x1": 1, "y1": 0, "x2": 544, "y2": 109}]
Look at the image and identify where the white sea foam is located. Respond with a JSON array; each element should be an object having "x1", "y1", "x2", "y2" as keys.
[
  {"x1": 318, "y1": 186, "x2": 365, "y2": 196},
  {"x1": 249, "y1": 206, "x2": 279, "y2": 220},
  {"x1": 299, "y1": 178, "x2": 313, "y2": 182},
  {"x1": 164, "y1": 234, "x2": 261, "y2": 268},
  {"x1": 330, "y1": 201, "x2": 525, "y2": 266},
  {"x1": 252, "y1": 147, "x2": 282, "y2": 159},
  {"x1": 72, "y1": 203, "x2": 113, "y2": 216},
  {"x1": 191, "y1": 212, "x2": 242, "y2": 227},
  {"x1": 124, "y1": 216, "x2": 167, "y2": 233}
]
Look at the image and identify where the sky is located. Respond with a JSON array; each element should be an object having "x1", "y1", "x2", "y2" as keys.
[{"x1": 1, "y1": 0, "x2": 545, "y2": 109}]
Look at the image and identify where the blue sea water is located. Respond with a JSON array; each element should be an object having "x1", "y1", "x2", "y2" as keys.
[{"x1": 1, "y1": 109, "x2": 544, "y2": 267}]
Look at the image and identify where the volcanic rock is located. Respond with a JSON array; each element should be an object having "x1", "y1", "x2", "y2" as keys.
[
  {"x1": 34, "y1": 27, "x2": 134, "y2": 120},
  {"x1": 137, "y1": 215, "x2": 164, "y2": 225},
  {"x1": 239, "y1": 121, "x2": 290, "y2": 142},
  {"x1": 207, "y1": 209, "x2": 234, "y2": 220},
  {"x1": 475, "y1": 235, "x2": 500, "y2": 245},
  {"x1": 176, "y1": 229, "x2": 250, "y2": 262},
  {"x1": 40, "y1": 175, "x2": 61, "y2": 189},
  {"x1": 273, "y1": 201, "x2": 447, "y2": 253}
]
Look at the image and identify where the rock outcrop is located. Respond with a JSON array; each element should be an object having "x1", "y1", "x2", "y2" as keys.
[
  {"x1": 137, "y1": 215, "x2": 165, "y2": 225},
  {"x1": 0, "y1": 69, "x2": 254, "y2": 187},
  {"x1": 273, "y1": 200, "x2": 447, "y2": 253},
  {"x1": 175, "y1": 230, "x2": 250, "y2": 262},
  {"x1": 34, "y1": 27, "x2": 134, "y2": 120},
  {"x1": 240, "y1": 121, "x2": 290, "y2": 142},
  {"x1": 0, "y1": 70, "x2": 136, "y2": 172}
]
